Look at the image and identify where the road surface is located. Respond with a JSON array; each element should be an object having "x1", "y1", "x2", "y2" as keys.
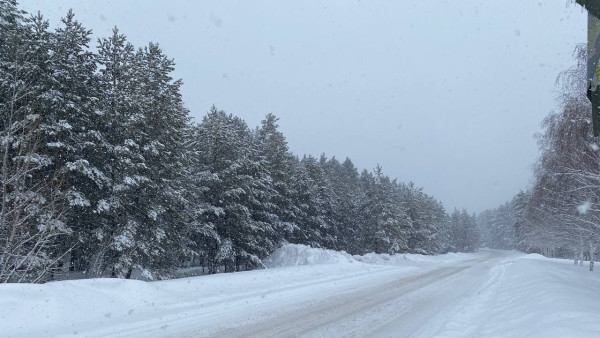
[{"x1": 183, "y1": 251, "x2": 507, "y2": 337}]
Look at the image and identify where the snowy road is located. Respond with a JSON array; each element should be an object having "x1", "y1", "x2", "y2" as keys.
[
  {"x1": 4, "y1": 246, "x2": 600, "y2": 338},
  {"x1": 210, "y1": 252, "x2": 502, "y2": 338}
]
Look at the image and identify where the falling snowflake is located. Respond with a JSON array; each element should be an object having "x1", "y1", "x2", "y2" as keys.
[{"x1": 577, "y1": 201, "x2": 591, "y2": 215}]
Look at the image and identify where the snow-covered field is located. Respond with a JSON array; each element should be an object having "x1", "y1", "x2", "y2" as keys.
[{"x1": 2, "y1": 245, "x2": 600, "y2": 337}]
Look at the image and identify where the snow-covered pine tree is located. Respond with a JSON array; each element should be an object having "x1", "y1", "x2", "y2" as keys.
[
  {"x1": 255, "y1": 113, "x2": 299, "y2": 243},
  {"x1": 319, "y1": 156, "x2": 364, "y2": 252},
  {"x1": 186, "y1": 123, "x2": 221, "y2": 272},
  {"x1": 194, "y1": 107, "x2": 278, "y2": 273},
  {"x1": 316, "y1": 154, "x2": 342, "y2": 248},
  {"x1": 0, "y1": 5, "x2": 71, "y2": 282},
  {"x1": 402, "y1": 182, "x2": 445, "y2": 255},
  {"x1": 241, "y1": 120, "x2": 291, "y2": 259},
  {"x1": 421, "y1": 197, "x2": 447, "y2": 254},
  {"x1": 334, "y1": 157, "x2": 364, "y2": 254},
  {"x1": 445, "y1": 210, "x2": 462, "y2": 252},
  {"x1": 446, "y1": 209, "x2": 479, "y2": 253},
  {"x1": 292, "y1": 155, "x2": 337, "y2": 248},
  {"x1": 358, "y1": 165, "x2": 410, "y2": 254},
  {"x1": 127, "y1": 42, "x2": 193, "y2": 277},
  {"x1": 462, "y1": 210, "x2": 480, "y2": 252},
  {"x1": 512, "y1": 190, "x2": 534, "y2": 252},
  {"x1": 43, "y1": 10, "x2": 109, "y2": 274},
  {"x1": 94, "y1": 28, "x2": 148, "y2": 278},
  {"x1": 194, "y1": 107, "x2": 242, "y2": 273},
  {"x1": 477, "y1": 202, "x2": 515, "y2": 250}
]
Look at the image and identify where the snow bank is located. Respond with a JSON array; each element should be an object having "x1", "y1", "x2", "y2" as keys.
[
  {"x1": 519, "y1": 252, "x2": 550, "y2": 260},
  {"x1": 263, "y1": 243, "x2": 481, "y2": 269},
  {"x1": 1, "y1": 248, "x2": 409, "y2": 338},
  {"x1": 262, "y1": 243, "x2": 356, "y2": 268}
]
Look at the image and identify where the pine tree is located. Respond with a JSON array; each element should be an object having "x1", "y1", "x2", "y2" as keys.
[
  {"x1": 512, "y1": 191, "x2": 533, "y2": 252},
  {"x1": 94, "y1": 28, "x2": 147, "y2": 278},
  {"x1": 477, "y1": 202, "x2": 515, "y2": 250},
  {"x1": 255, "y1": 114, "x2": 298, "y2": 243},
  {"x1": 92, "y1": 33, "x2": 195, "y2": 278},
  {"x1": 445, "y1": 210, "x2": 462, "y2": 252},
  {"x1": 446, "y1": 209, "x2": 479, "y2": 253},
  {"x1": 44, "y1": 10, "x2": 109, "y2": 273},
  {"x1": 0, "y1": 6, "x2": 70, "y2": 282},
  {"x1": 462, "y1": 211, "x2": 480, "y2": 252},
  {"x1": 187, "y1": 123, "x2": 220, "y2": 271},
  {"x1": 193, "y1": 107, "x2": 278, "y2": 273},
  {"x1": 403, "y1": 183, "x2": 445, "y2": 254},
  {"x1": 289, "y1": 155, "x2": 335, "y2": 248},
  {"x1": 337, "y1": 158, "x2": 364, "y2": 253},
  {"x1": 321, "y1": 156, "x2": 363, "y2": 253},
  {"x1": 358, "y1": 166, "x2": 410, "y2": 254},
  {"x1": 127, "y1": 42, "x2": 193, "y2": 277}
]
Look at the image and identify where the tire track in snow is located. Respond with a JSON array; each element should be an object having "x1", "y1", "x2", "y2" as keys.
[{"x1": 209, "y1": 253, "x2": 502, "y2": 338}]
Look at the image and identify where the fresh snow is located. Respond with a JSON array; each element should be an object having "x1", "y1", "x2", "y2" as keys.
[
  {"x1": 262, "y1": 243, "x2": 356, "y2": 267},
  {"x1": 2, "y1": 245, "x2": 600, "y2": 337},
  {"x1": 263, "y1": 243, "x2": 477, "y2": 269},
  {"x1": 437, "y1": 253, "x2": 600, "y2": 338}
]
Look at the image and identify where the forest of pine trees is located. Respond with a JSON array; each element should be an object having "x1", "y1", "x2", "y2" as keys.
[{"x1": 0, "y1": 2, "x2": 479, "y2": 283}]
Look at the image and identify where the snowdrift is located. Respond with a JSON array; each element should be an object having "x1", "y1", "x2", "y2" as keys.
[
  {"x1": 263, "y1": 243, "x2": 478, "y2": 268},
  {"x1": 262, "y1": 244, "x2": 356, "y2": 268},
  {"x1": 520, "y1": 253, "x2": 551, "y2": 260}
]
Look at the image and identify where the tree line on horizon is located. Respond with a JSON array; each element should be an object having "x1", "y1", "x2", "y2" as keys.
[
  {"x1": 478, "y1": 45, "x2": 600, "y2": 261},
  {"x1": 0, "y1": 1, "x2": 479, "y2": 283}
]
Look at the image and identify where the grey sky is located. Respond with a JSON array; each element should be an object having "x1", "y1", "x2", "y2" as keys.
[{"x1": 22, "y1": 0, "x2": 586, "y2": 213}]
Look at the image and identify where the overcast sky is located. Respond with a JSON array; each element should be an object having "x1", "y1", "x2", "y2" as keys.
[{"x1": 22, "y1": 0, "x2": 587, "y2": 213}]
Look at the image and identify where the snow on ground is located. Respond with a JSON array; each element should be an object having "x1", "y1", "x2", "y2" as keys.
[
  {"x1": 353, "y1": 250, "x2": 475, "y2": 267},
  {"x1": 1, "y1": 245, "x2": 600, "y2": 337},
  {"x1": 262, "y1": 244, "x2": 356, "y2": 268},
  {"x1": 263, "y1": 243, "x2": 476, "y2": 268},
  {"x1": 436, "y1": 253, "x2": 600, "y2": 338}
]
